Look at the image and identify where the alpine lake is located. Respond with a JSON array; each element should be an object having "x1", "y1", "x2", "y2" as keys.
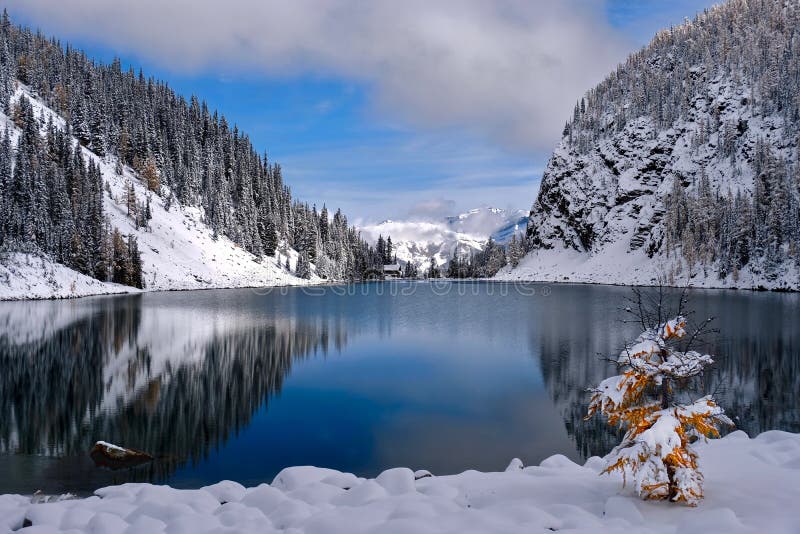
[{"x1": 0, "y1": 281, "x2": 797, "y2": 495}]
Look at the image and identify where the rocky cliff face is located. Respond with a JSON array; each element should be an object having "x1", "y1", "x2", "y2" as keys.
[{"x1": 503, "y1": 0, "x2": 800, "y2": 290}]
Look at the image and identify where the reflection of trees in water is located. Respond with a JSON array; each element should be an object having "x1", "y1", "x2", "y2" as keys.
[
  {"x1": 0, "y1": 296, "x2": 348, "y2": 483},
  {"x1": 0, "y1": 296, "x2": 143, "y2": 456},
  {"x1": 534, "y1": 286, "x2": 634, "y2": 460},
  {"x1": 704, "y1": 317, "x2": 800, "y2": 436},
  {"x1": 536, "y1": 288, "x2": 800, "y2": 460}
]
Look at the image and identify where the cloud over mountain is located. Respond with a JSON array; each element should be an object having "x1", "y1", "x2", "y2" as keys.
[{"x1": 6, "y1": 0, "x2": 629, "y2": 151}]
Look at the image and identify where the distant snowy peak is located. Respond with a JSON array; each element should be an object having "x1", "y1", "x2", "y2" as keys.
[
  {"x1": 502, "y1": 0, "x2": 800, "y2": 290},
  {"x1": 358, "y1": 220, "x2": 484, "y2": 270},
  {"x1": 360, "y1": 207, "x2": 525, "y2": 270}
]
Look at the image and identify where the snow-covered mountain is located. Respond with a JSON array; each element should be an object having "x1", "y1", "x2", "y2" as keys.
[
  {"x1": 360, "y1": 207, "x2": 526, "y2": 270},
  {"x1": 499, "y1": 0, "x2": 800, "y2": 290},
  {"x1": 0, "y1": 85, "x2": 311, "y2": 300},
  {"x1": 0, "y1": 16, "x2": 391, "y2": 300}
]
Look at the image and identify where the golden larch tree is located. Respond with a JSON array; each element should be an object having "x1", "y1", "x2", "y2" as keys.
[{"x1": 586, "y1": 295, "x2": 733, "y2": 506}]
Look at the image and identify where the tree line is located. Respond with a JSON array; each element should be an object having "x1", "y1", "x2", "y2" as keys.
[{"x1": 661, "y1": 141, "x2": 800, "y2": 283}]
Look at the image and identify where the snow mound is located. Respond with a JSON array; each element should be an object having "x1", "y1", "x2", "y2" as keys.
[{"x1": 2, "y1": 431, "x2": 798, "y2": 533}]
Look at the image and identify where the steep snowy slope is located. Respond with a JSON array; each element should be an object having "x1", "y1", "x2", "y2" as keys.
[
  {"x1": 499, "y1": 0, "x2": 800, "y2": 290},
  {"x1": 0, "y1": 85, "x2": 311, "y2": 299},
  {"x1": 360, "y1": 207, "x2": 525, "y2": 270}
]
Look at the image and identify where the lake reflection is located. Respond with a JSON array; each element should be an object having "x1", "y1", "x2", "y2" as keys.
[{"x1": 0, "y1": 283, "x2": 797, "y2": 494}]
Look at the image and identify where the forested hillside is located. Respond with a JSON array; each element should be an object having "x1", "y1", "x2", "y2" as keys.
[
  {"x1": 502, "y1": 0, "x2": 800, "y2": 289},
  {"x1": 0, "y1": 11, "x2": 386, "y2": 293}
]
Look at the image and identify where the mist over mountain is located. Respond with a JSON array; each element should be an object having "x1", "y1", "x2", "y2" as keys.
[{"x1": 360, "y1": 207, "x2": 526, "y2": 271}]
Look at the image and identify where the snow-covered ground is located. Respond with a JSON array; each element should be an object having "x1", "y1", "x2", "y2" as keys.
[
  {"x1": 0, "y1": 85, "x2": 314, "y2": 301},
  {"x1": 0, "y1": 253, "x2": 137, "y2": 301},
  {"x1": 0, "y1": 430, "x2": 797, "y2": 533},
  {"x1": 494, "y1": 240, "x2": 800, "y2": 290}
]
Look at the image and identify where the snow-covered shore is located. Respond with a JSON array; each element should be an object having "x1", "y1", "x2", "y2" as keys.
[
  {"x1": 495, "y1": 241, "x2": 800, "y2": 291},
  {"x1": 0, "y1": 253, "x2": 137, "y2": 301},
  {"x1": 1, "y1": 430, "x2": 798, "y2": 533},
  {"x1": 0, "y1": 251, "x2": 312, "y2": 301}
]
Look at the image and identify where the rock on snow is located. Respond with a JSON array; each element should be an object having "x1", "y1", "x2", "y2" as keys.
[{"x1": 1, "y1": 431, "x2": 798, "y2": 533}]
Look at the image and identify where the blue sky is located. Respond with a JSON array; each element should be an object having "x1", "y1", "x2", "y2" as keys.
[{"x1": 7, "y1": 0, "x2": 718, "y2": 223}]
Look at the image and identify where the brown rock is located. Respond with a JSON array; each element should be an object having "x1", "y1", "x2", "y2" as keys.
[{"x1": 90, "y1": 441, "x2": 153, "y2": 470}]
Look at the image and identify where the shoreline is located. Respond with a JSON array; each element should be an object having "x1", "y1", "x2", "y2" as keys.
[
  {"x1": 4, "y1": 275, "x2": 799, "y2": 303},
  {"x1": 1, "y1": 430, "x2": 797, "y2": 533}
]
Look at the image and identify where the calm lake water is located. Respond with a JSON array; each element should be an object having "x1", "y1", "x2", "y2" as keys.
[{"x1": 0, "y1": 282, "x2": 798, "y2": 495}]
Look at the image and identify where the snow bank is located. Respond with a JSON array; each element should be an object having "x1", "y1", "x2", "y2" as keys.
[
  {"x1": 495, "y1": 239, "x2": 800, "y2": 291},
  {"x1": 2, "y1": 431, "x2": 798, "y2": 533},
  {"x1": 0, "y1": 253, "x2": 136, "y2": 301}
]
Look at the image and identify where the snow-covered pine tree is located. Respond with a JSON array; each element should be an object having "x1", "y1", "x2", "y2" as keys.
[
  {"x1": 586, "y1": 291, "x2": 733, "y2": 505},
  {"x1": 295, "y1": 250, "x2": 311, "y2": 280}
]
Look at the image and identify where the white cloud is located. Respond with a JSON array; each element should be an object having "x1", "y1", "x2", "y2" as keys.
[
  {"x1": 5, "y1": 0, "x2": 630, "y2": 151},
  {"x1": 406, "y1": 199, "x2": 458, "y2": 220}
]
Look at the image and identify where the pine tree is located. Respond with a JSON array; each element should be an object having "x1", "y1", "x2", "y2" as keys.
[
  {"x1": 111, "y1": 228, "x2": 128, "y2": 285},
  {"x1": 127, "y1": 234, "x2": 144, "y2": 289},
  {"x1": 126, "y1": 181, "x2": 137, "y2": 219},
  {"x1": 142, "y1": 156, "x2": 160, "y2": 193},
  {"x1": 262, "y1": 218, "x2": 278, "y2": 256},
  {"x1": 507, "y1": 234, "x2": 523, "y2": 268},
  {"x1": 296, "y1": 250, "x2": 311, "y2": 280}
]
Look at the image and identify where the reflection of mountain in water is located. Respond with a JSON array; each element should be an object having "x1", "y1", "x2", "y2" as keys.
[
  {"x1": 0, "y1": 294, "x2": 348, "y2": 488},
  {"x1": 537, "y1": 288, "x2": 800, "y2": 460}
]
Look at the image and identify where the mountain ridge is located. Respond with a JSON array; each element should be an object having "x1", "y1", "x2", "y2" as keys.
[
  {"x1": 0, "y1": 83, "x2": 312, "y2": 300},
  {"x1": 499, "y1": 0, "x2": 800, "y2": 290}
]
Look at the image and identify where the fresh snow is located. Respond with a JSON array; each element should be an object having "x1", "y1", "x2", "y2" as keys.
[
  {"x1": 0, "y1": 85, "x2": 316, "y2": 301},
  {"x1": 1, "y1": 430, "x2": 798, "y2": 533},
  {"x1": 0, "y1": 253, "x2": 136, "y2": 301},
  {"x1": 495, "y1": 238, "x2": 800, "y2": 290},
  {"x1": 93, "y1": 442, "x2": 128, "y2": 454}
]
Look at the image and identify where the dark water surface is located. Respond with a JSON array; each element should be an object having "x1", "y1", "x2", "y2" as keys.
[{"x1": 0, "y1": 282, "x2": 798, "y2": 495}]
